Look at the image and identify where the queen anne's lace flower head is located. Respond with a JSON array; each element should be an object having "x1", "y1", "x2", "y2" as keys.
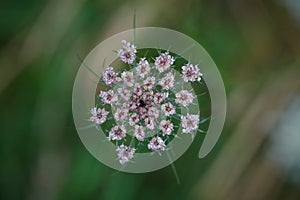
[
  {"x1": 116, "y1": 144, "x2": 136, "y2": 165},
  {"x1": 181, "y1": 114, "x2": 200, "y2": 134},
  {"x1": 137, "y1": 58, "x2": 151, "y2": 79},
  {"x1": 181, "y1": 63, "x2": 203, "y2": 82},
  {"x1": 89, "y1": 107, "x2": 109, "y2": 124},
  {"x1": 108, "y1": 125, "x2": 127, "y2": 141},
  {"x1": 117, "y1": 40, "x2": 137, "y2": 64},
  {"x1": 175, "y1": 90, "x2": 194, "y2": 107},
  {"x1": 155, "y1": 52, "x2": 175, "y2": 72},
  {"x1": 102, "y1": 66, "x2": 118, "y2": 85},
  {"x1": 148, "y1": 136, "x2": 166, "y2": 151},
  {"x1": 89, "y1": 40, "x2": 205, "y2": 165}
]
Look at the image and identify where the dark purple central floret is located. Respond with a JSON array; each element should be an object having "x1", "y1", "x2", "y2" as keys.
[{"x1": 139, "y1": 99, "x2": 146, "y2": 107}]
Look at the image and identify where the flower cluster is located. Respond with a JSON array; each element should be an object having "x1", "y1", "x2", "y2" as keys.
[
  {"x1": 89, "y1": 40, "x2": 203, "y2": 165},
  {"x1": 181, "y1": 63, "x2": 203, "y2": 82},
  {"x1": 117, "y1": 40, "x2": 137, "y2": 64}
]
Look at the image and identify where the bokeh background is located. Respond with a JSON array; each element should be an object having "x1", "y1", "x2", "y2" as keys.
[{"x1": 1, "y1": 0, "x2": 300, "y2": 199}]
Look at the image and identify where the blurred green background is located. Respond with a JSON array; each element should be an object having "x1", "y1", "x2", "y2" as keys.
[{"x1": 1, "y1": 0, "x2": 300, "y2": 199}]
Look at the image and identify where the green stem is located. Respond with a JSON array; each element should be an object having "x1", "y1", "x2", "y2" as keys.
[{"x1": 166, "y1": 150, "x2": 181, "y2": 184}]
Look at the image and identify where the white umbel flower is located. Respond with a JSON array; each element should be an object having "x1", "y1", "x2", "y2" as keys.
[
  {"x1": 89, "y1": 38, "x2": 206, "y2": 166},
  {"x1": 99, "y1": 89, "x2": 118, "y2": 104},
  {"x1": 136, "y1": 58, "x2": 151, "y2": 79},
  {"x1": 121, "y1": 71, "x2": 135, "y2": 87},
  {"x1": 102, "y1": 66, "x2": 118, "y2": 85},
  {"x1": 89, "y1": 107, "x2": 109, "y2": 125},
  {"x1": 155, "y1": 52, "x2": 175, "y2": 72},
  {"x1": 181, "y1": 114, "x2": 199, "y2": 133},
  {"x1": 175, "y1": 90, "x2": 194, "y2": 107},
  {"x1": 159, "y1": 120, "x2": 174, "y2": 136},
  {"x1": 134, "y1": 125, "x2": 146, "y2": 141},
  {"x1": 108, "y1": 125, "x2": 127, "y2": 141},
  {"x1": 148, "y1": 136, "x2": 166, "y2": 151},
  {"x1": 161, "y1": 102, "x2": 176, "y2": 116},
  {"x1": 159, "y1": 72, "x2": 175, "y2": 90},
  {"x1": 181, "y1": 63, "x2": 203, "y2": 82},
  {"x1": 117, "y1": 40, "x2": 137, "y2": 64},
  {"x1": 116, "y1": 144, "x2": 136, "y2": 165}
]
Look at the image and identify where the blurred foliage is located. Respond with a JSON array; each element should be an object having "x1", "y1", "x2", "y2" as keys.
[{"x1": 0, "y1": 0, "x2": 300, "y2": 200}]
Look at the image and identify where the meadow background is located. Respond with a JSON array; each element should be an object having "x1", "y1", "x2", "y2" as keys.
[{"x1": 1, "y1": 0, "x2": 300, "y2": 199}]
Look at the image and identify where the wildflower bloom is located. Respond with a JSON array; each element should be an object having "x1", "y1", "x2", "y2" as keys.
[
  {"x1": 155, "y1": 52, "x2": 175, "y2": 72},
  {"x1": 159, "y1": 120, "x2": 174, "y2": 136},
  {"x1": 89, "y1": 40, "x2": 204, "y2": 165},
  {"x1": 117, "y1": 40, "x2": 137, "y2": 64},
  {"x1": 181, "y1": 63, "x2": 203, "y2": 82},
  {"x1": 159, "y1": 72, "x2": 175, "y2": 90},
  {"x1": 89, "y1": 107, "x2": 109, "y2": 124},
  {"x1": 99, "y1": 90, "x2": 118, "y2": 104},
  {"x1": 175, "y1": 90, "x2": 194, "y2": 107},
  {"x1": 134, "y1": 125, "x2": 146, "y2": 141},
  {"x1": 181, "y1": 114, "x2": 200, "y2": 133},
  {"x1": 161, "y1": 102, "x2": 176, "y2": 116},
  {"x1": 136, "y1": 58, "x2": 151, "y2": 78},
  {"x1": 102, "y1": 66, "x2": 118, "y2": 85},
  {"x1": 108, "y1": 125, "x2": 127, "y2": 141},
  {"x1": 116, "y1": 144, "x2": 136, "y2": 165},
  {"x1": 148, "y1": 136, "x2": 166, "y2": 151}
]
